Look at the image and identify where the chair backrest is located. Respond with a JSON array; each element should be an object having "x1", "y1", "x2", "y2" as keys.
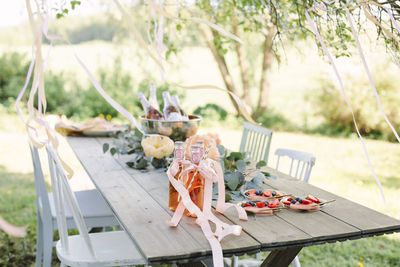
[
  {"x1": 274, "y1": 148, "x2": 316, "y2": 183},
  {"x1": 29, "y1": 144, "x2": 53, "y2": 225},
  {"x1": 46, "y1": 144, "x2": 96, "y2": 258},
  {"x1": 239, "y1": 122, "x2": 273, "y2": 164}
]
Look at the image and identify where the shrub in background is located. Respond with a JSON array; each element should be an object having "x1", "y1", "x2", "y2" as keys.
[
  {"x1": 307, "y1": 63, "x2": 400, "y2": 141},
  {"x1": 194, "y1": 103, "x2": 228, "y2": 121}
]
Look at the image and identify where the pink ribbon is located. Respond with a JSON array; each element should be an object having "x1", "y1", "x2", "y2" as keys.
[
  {"x1": 166, "y1": 158, "x2": 247, "y2": 267},
  {"x1": 305, "y1": 4, "x2": 386, "y2": 203}
]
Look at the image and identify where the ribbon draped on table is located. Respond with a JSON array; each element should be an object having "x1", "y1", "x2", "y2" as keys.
[{"x1": 166, "y1": 158, "x2": 248, "y2": 267}]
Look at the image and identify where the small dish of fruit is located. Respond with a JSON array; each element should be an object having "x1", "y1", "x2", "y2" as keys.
[
  {"x1": 281, "y1": 195, "x2": 330, "y2": 211},
  {"x1": 244, "y1": 189, "x2": 287, "y2": 201},
  {"x1": 239, "y1": 199, "x2": 282, "y2": 215}
]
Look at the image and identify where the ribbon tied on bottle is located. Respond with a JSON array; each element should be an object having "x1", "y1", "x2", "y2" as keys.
[{"x1": 166, "y1": 158, "x2": 247, "y2": 267}]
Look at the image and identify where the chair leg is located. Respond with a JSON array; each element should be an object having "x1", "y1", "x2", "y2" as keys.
[
  {"x1": 35, "y1": 215, "x2": 44, "y2": 267},
  {"x1": 292, "y1": 256, "x2": 301, "y2": 267},
  {"x1": 231, "y1": 255, "x2": 238, "y2": 267},
  {"x1": 42, "y1": 228, "x2": 54, "y2": 267}
]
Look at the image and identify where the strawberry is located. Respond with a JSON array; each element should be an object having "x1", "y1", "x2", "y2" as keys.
[
  {"x1": 263, "y1": 190, "x2": 272, "y2": 197},
  {"x1": 307, "y1": 195, "x2": 321, "y2": 203},
  {"x1": 244, "y1": 202, "x2": 252, "y2": 207},
  {"x1": 275, "y1": 191, "x2": 283, "y2": 197},
  {"x1": 287, "y1": 198, "x2": 292, "y2": 201},
  {"x1": 268, "y1": 198, "x2": 280, "y2": 208},
  {"x1": 247, "y1": 189, "x2": 257, "y2": 195},
  {"x1": 282, "y1": 200, "x2": 291, "y2": 205},
  {"x1": 256, "y1": 201, "x2": 266, "y2": 208},
  {"x1": 301, "y1": 199, "x2": 313, "y2": 205}
]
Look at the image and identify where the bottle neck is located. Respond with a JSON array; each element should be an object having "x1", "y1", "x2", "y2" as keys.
[{"x1": 138, "y1": 92, "x2": 151, "y2": 109}]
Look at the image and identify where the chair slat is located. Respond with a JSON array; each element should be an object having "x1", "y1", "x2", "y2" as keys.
[{"x1": 239, "y1": 123, "x2": 273, "y2": 164}]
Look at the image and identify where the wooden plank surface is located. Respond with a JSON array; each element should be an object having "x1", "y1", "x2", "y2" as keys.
[
  {"x1": 265, "y1": 168, "x2": 400, "y2": 235},
  {"x1": 68, "y1": 136, "x2": 400, "y2": 263}
]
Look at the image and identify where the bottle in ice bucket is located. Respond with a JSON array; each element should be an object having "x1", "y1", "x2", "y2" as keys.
[
  {"x1": 169, "y1": 141, "x2": 185, "y2": 211},
  {"x1": 162, "y1": 91, "x2": 181, "y2": 121},
  {"x1": 171, "y1": 94, "x2": 188, "y2": 119},
  {"x1": 186, "y1": 145, "x2": 204, "y2": 217},
  {"x1": 137, "y1": 92, "x2": 164, "y2": 120}
]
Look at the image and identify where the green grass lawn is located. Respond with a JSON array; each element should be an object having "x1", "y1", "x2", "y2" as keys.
[{"x1": 1, "y1": 113, "x2": 399, "y2": 266}]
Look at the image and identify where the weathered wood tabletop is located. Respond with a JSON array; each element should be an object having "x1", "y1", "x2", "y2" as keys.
[{"x1": 68, "y1": 136, "x2": 400, "y2": 266}]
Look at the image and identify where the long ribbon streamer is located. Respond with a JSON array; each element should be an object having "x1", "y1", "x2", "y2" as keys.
[
  {"x1": 305, "y1": 5, "x2": 386, "y2": 203},
  {"x1": 346, "y1": 8, "x2": 400, "y2": 143}
]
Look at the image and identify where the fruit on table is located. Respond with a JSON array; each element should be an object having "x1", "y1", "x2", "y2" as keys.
[
  {"x1": 283, "y1": 195, "x2": 321, "y2": 211},
  {"x1": 267, "y1": 199, "x2": 280, "y2": 208},
  {"x1": 306, "y1": 195, "x2": 321, "y2": 203},
  {"x1": 246, "y1": 189, "x2": 284, "y2": 200}
]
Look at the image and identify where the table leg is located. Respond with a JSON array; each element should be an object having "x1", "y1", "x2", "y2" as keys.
[{"x1": 260, "y1": 246, "x2": 303, "y2": 267}]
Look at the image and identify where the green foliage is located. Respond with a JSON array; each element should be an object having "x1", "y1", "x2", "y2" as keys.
[
  {"x1": 217, "y1": 144, "x2": 271, "y2": 201},
  {"x1": 306, "y1": 64, "x2": 400, "y2": 142},
  {"x1": 0, "y1": 52, "x2": 31, "y2": 102},
  {"x1": 68, "y1": 20, "x2": 124, "y2": 44},
  {"x1": 103, "y1": 129, "x2": 171, "y2": 170},
  {"x1": 193, "y1": 103, "x2": 228, "y2": 121},
  {"x1": 255, "y1": 108, "x2": 294, "y2": 131}
]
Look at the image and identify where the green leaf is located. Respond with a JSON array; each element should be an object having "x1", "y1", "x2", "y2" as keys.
[
  {"x1": 217, "y1": 145, "x2": 225, "y2": 156},
  {"x1": 261, "y1": 171, "x2": 270, "y2": 177},
  {"x1": 56, "y1": 13, "x2": 63, "y2": 19},
  {"x1": 236, "y1": 160, "x2": 246, "y2": 171},
  {"x1": 136, "y1": 158, "x2": 148, "y2": 169},
  {"x1": 110, "y1": 147, "x2": 117, "y2": 156},
  {"x1": 176, "y1": 24, "x2": 182, "y2": 31},
  {"x1": 229, "y1": 152, "x2": 244, "y2": 161},
  {"x1": 102, "y1": 143, "x2": 109, "y2": 153},
  {"x1": 225, "y1": 193, "x2": 232, "y2": 202},
  {"x1": 256, "y1": 160, "x2": 267, "y2": 169},
  {"x1": 63, "y1": 9, "x2": 69, "y2": 14},
  {"x1": 226, "y1": 173, "x2": 239, "y2": 191}
]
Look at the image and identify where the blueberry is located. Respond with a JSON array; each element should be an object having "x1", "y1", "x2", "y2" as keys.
[
  {"x1": 248, "y1": 201, "x2": 256, "y2": 207},
  {"x1": 256, "y1": 190, "x2": 262, "y2": 196},
  {"x1": 295, "y1": 197, "x2": 300, "y2": 201},
  {"x1": 291, "y1": 199, "x2": 296, "y2": 204},
  {"x1": 299, "y1": 199, "x2": 303, "y2": 204},
  {"x1": 265, "y1": 201, "x2": 269, "y2": 205},
  {"x1": 272, "y1": 191, "x2": 276, "y2": 196}
]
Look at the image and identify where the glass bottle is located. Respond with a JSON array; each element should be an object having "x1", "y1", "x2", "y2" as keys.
[
  {"x1": 196, "y1": 140, "x2": 205, "y2": 158},
  {"x1": 186, "y1": 145, "x2": 204, "y2": 217},
  {"x1": 149, "y1": 83, "x2": 160, "y2": 110},
  {"x1": 171, "y1": 94, "x2": 188, "y2": 119},
  {"x1": 162, "y1": 91, "x2": 181, "y2": 121},
  {"x1": 168, "y1": 142, "x2": 185, "y2": 211},
  {"x1": 137, "y1": 92, "x2": 164, "y2": 120}
]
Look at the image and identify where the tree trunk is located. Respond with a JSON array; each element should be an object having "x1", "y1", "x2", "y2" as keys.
[
  {"x1": 198, "y1": 25, "x2": 241, "y2": 115},
  {"x1": 256, "y1": 26, "x2": 277, "y2": 117},
  {"x1": 233, "y1": 16, "x2": 252, "y2": 110}
]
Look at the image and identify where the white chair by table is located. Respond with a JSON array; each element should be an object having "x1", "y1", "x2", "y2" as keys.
[
  {"x1": 45, "y1": 144, "x2": 146, "y2": 267},
  {"x1": 229, "y1": 123, "x2": 273, "y2": 267},
  {"x1": 239, "y1": 122, "x2": 273, "y2": 164},
  {"x1": 30, "y1": 145, "x2": 120, "y2": 267},
  {"x1": 275, "y1": 148, "x2": 316, "y2": 267},
  {"x1": 274, "y1": 148, "x2": 316, "y2": 183}
]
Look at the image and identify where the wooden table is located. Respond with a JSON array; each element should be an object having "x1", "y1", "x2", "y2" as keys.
[{"x1": 68, "y1": 137, "x2": 400, "y2": 267}]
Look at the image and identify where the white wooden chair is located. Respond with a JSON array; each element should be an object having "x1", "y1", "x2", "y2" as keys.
[
  {"x1": 230, "y1": 123, "x2": 273, "y2": 267},
  {"x1": 274, "y1": 148, "x2": 316, "y2": 183},
  {"x1": 30, "y1": 145, "x2": 120, "y2": 267},
  {"x1": 45, "y1": 144, "x2": 146, "y2": 267},
  {"x1": 275, "y1": 148, "x2": 316, "y2": 267},
  {"x1": 239, "y1": 122, "x2": 273, "y2": 164}
]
